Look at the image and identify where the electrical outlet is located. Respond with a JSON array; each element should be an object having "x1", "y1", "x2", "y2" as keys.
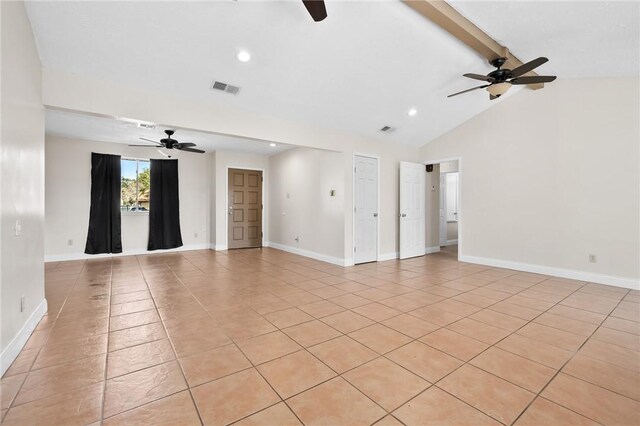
[
  {"x1": 294, "y1": 236, "x2": 299, "y2": 243},
  {"x1": 68, "y1": 239, "x2": 73, "y2": 246},
  {"x1": 588, "y1": 254, "x2": 597, "y2": 263},
  {"x1": 20, "y1": 295, "x2": 25, "y2": 313},
  {"x1": 15, "y1": 219, "x2": 22, "y2": 237}
]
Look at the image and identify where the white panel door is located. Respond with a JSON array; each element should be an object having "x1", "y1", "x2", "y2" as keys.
[
  {"x1": 354, "y1": 155, "x2": 378, "y2": 264},
  {"x1": 439, "y1": 173, "x2": 447, "y2": 246},
  {"x1": 399, "y1": 161, "x2": 425, "y2": 259}
]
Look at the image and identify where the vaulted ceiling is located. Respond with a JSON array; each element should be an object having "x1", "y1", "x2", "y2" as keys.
[{"x1": 26, "y1": 1, "x2": 639, "y2": 146}]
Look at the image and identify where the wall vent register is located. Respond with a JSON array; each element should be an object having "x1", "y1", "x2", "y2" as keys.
[{"x1": 211, "y1": 80, "x2": 241, "y2": 95}]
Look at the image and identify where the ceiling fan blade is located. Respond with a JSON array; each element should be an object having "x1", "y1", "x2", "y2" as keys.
[
  {"x1": 510, "y1": 57, "x2": 548, "y2": 77},
  {"x1": 510, "y1": 75, "x2": 557, "y2": 85},
  {"x1": 302, "y1": 0, "x2": 327, "y2": 22},
  {"x1": 447, "y1": 84, "x2": 489, "y2": 98},
  {"x1": 463, "y1": 73, "x2": 494, "y2": 82},
  {"x1": 138, "y1": 137, "x2": 162, "y2": 145},
  {"x1": 175, "y1": 143, "x2": 196, "y2": 149},
  {"x1": 177, "y1": 147, "x2": 205, "y2": 154},
  {"x1": 129, "y1": 144, "x2": 161, "y2": 147}
]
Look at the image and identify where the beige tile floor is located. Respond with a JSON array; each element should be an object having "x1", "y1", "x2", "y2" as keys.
[{"x1": 1, "y1": 248, "x2": 639, "y2": 425}]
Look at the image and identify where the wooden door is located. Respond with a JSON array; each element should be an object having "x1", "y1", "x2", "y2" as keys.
[{"x1": 228, "y1": 168, "x2": 263, "y2": 249}]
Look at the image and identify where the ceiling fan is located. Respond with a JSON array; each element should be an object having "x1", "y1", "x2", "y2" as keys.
[
  {"x1": 129, "y1": 130, "x2": 205, "y2": 154},
  {"x1": 448, "y1": 57, "x2": 557, "y2": 100},
  {"x1": 302, "y1": 0, "x2": 327, "y2": 22}
]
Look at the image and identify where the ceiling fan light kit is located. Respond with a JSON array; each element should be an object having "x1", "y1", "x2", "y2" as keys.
[
  {"x1": 487, "y1": 82, "x2": 512, "y2": 97},
  {"x1": 448, "y1": 56, "x2": 557, "y2": 100}
]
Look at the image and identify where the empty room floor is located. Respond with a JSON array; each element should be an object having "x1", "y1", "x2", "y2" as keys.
[{"x1": 1, "y1": 249, "x2": 639, "y2": 425}]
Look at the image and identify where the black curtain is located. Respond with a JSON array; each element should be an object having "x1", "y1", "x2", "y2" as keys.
[
  {"x1": 85, "y1": 153, "x2": 122, "y2": 254},
  {"x1": 148, "y1": 159, "x2": 183, "y2": 250}
]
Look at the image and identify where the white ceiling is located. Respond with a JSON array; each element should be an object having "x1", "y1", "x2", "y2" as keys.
[
  {"x1": 450, "y1": 1, "x2": 640, "y2": 79},
  {"x1": 46, "y1": 108, "x2": 293, "y2": 155},
  {"x1": 26, "y1": 1, "x2": 639, "y2": 146}
]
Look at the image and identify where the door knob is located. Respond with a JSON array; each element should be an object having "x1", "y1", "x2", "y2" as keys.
[
  {"x1": 373, "y1": 213, "x2": 378, "y2": 217},
  {"x1": 401, "y1": 213, "x2": 407, "y2": 218},
  {"x1": 228, "y1": 207, "x2": 233, "y2": 215}
]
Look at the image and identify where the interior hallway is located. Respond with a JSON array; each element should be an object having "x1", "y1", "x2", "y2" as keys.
[{"x1": 1, "y1": 248, "x2": 638, "y2": 425}]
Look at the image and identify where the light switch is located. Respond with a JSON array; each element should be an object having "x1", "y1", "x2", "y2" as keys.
[{"x1": 15, "y1": 220, "x2": 22, "y2": 237}]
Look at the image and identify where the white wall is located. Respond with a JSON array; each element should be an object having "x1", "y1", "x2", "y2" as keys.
[
  {"x1": 45, "y1": 135, "x2": 212, "y2": 260},
  {"x1": 420, "y1": 78, "x2": 640, "y2": 288},
  {"x1": 440, "y1": 160, "x2": 459, "y2": 173},
  {"x1": 268, "y1": 147, "x2": 345, "y2": 263},
  {"x1": 447, "y1": 222, "x2": 458, "y2": 242},
  {"x1": 0, "y1": 0, "x2": 47, "y2": 373},
  {"x1": 214, "y1": 150, "x2": 269, "y2": 250}
]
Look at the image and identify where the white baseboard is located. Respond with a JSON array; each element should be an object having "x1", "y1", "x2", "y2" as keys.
[
  {"x1": 444, "y1": 239, "x2": 458, "y2": 246},
  {"x1": 1, "y1": 298, "x2": 48, "y2": 377},
  {"x1": 459, "y1": 254, "x2": 640, "y2": 290},
  {"x1": 379, "y1": 252, "x2": 399, "y2": 261},
  {"x1": 45, "y1": 244, "x2": 212, "y2": 262},
  {"x1": 378, "y1": 246, "x2": 439, "y2": 261},
  {"x1": 213, "y1": 241, "x2": 268, "y2": 251},
  {"x1": 267, "y1": 241, "x2": 347, "y2": 267}
]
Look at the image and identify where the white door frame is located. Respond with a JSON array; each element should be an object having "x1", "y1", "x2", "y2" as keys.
[
  {"x1": 422, "y1": 156, "x2": 462, "y2": 260},
  {"x1": 224, "y1": 166, "x2": 267, "y2": 249},
  {"x1": 352, "y1": 152, "x2": 380, "y2": 264},
  {"x1": 439, "y1": 173, "x2": 447, "y2": 246}
]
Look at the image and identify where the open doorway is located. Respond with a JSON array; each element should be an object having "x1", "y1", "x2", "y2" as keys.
[
  {"x1": 424, "y1": 159, "x2": 460, "y2": 260},
  {"x1": 440, "y1": 161, "x2": 459, "y2": 255}
]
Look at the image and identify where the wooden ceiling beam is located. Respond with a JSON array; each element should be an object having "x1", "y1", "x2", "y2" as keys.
[{"x1": 402, "y1": 0, "x2": 543, "y2": 90}]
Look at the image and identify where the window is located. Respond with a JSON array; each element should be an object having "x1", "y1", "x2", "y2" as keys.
[{"x1": 121, "y1": 158, "x2": 150, "y2": 212}]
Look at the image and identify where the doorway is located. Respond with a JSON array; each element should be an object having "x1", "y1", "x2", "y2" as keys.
[
  {"x1": 440, "y1": 169, "x2": 459, "y2": 247},
  {"x1": 228, "y1": 168, "x2": 263, "y2": 249},
  {"x1": 424, "y1": 159, "x2": 461, "y2": 260},
  {"x1": 353, "y1": 154, "x2": 379, "y2": 264}
]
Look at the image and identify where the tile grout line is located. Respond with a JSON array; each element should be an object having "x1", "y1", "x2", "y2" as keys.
[
  {"x1": 4, "y1": 260, "x2": 88, "y2": 413},
  {"x1": 508, "y1": 289, "x2": 632, "y2": 426},
  {"x1": 143, "y1": 257, "x2": 206, "y2": 426},
  {"x1": 371, "y1": 274, "x2": 605, "y2": 425},
  {"x1": 99, "y1": 258, "x2": 116, "y2": 423},
  {"x1": 510, "y1": 283, "x2": 630, "y2": 424},
  {"x1": 12, "y1": 249, "x2": 637, "y2": 425}
]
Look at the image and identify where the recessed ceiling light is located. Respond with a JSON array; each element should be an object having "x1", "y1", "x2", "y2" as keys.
[
  {"x1": 236, "y1": 50, "x2": 251, "y2": 62},
  {"x1": 408, "y1": 108, "x2": 417, "y2": 117},
  {"x1": 269, "y1": 143, "x2": 276, "y2": 147}
]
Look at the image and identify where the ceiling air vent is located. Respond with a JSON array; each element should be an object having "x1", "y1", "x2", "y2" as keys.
[
  {"x1": 379, "y1": 125, "x2": 396, "y2": 133},
  {"x1": 211, "y1": 80, "x2": 241, "y2": 95}
]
